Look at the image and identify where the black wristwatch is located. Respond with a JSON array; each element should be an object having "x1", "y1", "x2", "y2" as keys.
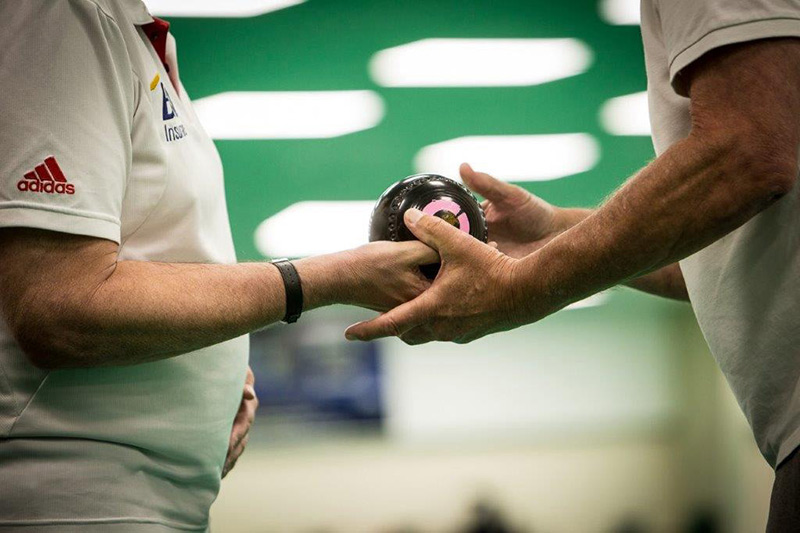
[{"x1": 271, "y1": 259, "x2": 303, "y2": 323}]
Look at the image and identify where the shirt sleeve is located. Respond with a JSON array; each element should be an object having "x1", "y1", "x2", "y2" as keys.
[
  {"x1": 0, "y1": 0, "x2": 136, "y2": 243},
  {"x1": 655, "y1": 0, "x2": 800, "y2": 95}
]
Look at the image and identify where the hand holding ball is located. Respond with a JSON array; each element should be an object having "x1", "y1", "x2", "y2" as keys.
[{"x1": 369, "y1": 174, "x2": 488, "y2": 277}]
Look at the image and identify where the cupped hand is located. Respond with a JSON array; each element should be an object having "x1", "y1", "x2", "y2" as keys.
[
  {"x1": 223, "y1": 366, "x2": 258, "y2": 478},
  {"x1": 345, "y1": 208, "x2": 525, "y2": 345},
  {"x1": 344, "y1": 240, "x2": 438, "y2": 312},
  {"x1": 460, "y1": 163, "x2": 559, "y2": 258}
]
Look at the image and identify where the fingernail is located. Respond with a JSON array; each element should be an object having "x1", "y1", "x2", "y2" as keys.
[{"x1": 405, "y1": 208, "x2": 423, "y2": 224}]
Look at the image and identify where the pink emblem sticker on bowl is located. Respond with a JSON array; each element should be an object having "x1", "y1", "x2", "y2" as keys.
[{"x1": 421, "y1": 199, "x2": 470, "y2": 234}]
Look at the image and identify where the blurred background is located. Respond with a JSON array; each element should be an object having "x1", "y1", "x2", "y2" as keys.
[{"x1": 143, "y1": 0, "x2": 774, "y2": 531}]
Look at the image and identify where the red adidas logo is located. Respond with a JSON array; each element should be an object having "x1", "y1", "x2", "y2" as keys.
[{"x1": 17, "y1": 157, "x2": 75, "y2": 195}]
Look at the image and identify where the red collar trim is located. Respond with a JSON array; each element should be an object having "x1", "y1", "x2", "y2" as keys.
[{"x1": 142, "y1": 17, "x2": 170, "y2": 68}]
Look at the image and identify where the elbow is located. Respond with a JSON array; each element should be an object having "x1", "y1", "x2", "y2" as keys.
[
  {"x1": 705, "y1": 130, "x2": 798, "y2": 206},
  {"x1": 769, "y1": 171, "x2": 796, "y2": 199},
  {"x1": 18, "y1": 346, "x2": 63, "y2": 371},
  {"x1": 16, "y1": 331, "x2": 77, "y2": 371},
  {"x1": 11, "y1": 310, "x2": 94, "y2": 370},
  {"x1": 749, "y1": 156, "x2": 797, "y2": 202}
]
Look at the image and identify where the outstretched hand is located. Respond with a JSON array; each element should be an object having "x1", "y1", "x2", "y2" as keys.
[
  {"x1": 344, "y1": 240, "x2": 439, "y2": 312},
  {"x1": 460, "y1": 163, "x2": 560, "y2": 258},
  {"x1": 345, "y1": 207, "x2": 527, "y2": 345}
]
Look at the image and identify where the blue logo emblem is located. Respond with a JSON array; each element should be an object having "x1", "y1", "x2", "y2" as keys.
[{"x1": 161, "y1": 83, "x2": 177, "y2": 121}]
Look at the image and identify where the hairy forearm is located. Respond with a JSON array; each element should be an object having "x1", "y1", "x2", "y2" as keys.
[
  {"x1": 548, "y1": 207, "x2": 688, "y2": 301},
  {"x1": 2, "y1": 226, "x2": 434, "y2": 368},
  {"x1": 17, "y1": 253, "x2": 355, "y2": 368},
  {"x1": 513, "y1": 132, "x2": 794, "y2": 319}
]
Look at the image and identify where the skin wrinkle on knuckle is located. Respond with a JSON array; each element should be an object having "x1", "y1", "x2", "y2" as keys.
[
  {"x1": 384, "y1": 315, "x2": 402, "y2": 337},
  {"x1": 420, "y1": 215, "x2": 438, "y2": 231},
  {"x1": 426, "y1": 215, "x2": 453, "y2": 243},
  {"x1": 413, "y1": 279, "x2": 429, "y2": 297}
]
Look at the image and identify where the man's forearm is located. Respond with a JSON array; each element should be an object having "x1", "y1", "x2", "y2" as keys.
[
  {"x1": 87, "y1": 255, "x2": 357, "y2": 364},
  {"x1": 511, "y1": 40, "x2": 800, "y2": 319},
  {"x1": 14, "y1": 250, "x2": 358, "y2": 368},
  {"x1": 1, "y1": 226, "x2": 435, "y2": 369},
  {"x1": 549, "y1": 207, "x2": 688, "y2": 301},
  {"x1": 512, "y1": 132, "x2": 793, "y2": 320}
]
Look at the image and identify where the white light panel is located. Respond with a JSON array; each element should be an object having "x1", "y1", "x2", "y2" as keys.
[
  {"x1": 600, "y1": 91, "x2": 651, "y2": 136},
  {"x1": 193, "y1": 91, "x2": 385, "y2": 139},
  {"x1": 143, "y1": 0, "x2": 305, "y2": 17},
  {"x1": 255, "y1": 201, "x2": 375, "y2": 258},
  {"x1": 414, "y1": 134, "x2": 600, "y2": 182},
  {"x1": 370, "y1": 38, "x2": 593, "y2": 87},
  {"x1": 599, "y1": 0, "x2": 640, "y2": 25}
]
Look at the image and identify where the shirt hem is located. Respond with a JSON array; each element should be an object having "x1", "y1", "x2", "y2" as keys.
[
  {"x1": 0, "y1": 518, "x2": 206, "y2": 531},
  {"x1": 669, "y1": 17, "x2": 800, "y2": 90},
  {"x1": 0, "y1": 204, "x2": 121, "y2": 243}
]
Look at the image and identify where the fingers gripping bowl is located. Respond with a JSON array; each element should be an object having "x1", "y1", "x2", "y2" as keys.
[{"x1": 369, "y1": 174, "x2": 489, "y2": 277}]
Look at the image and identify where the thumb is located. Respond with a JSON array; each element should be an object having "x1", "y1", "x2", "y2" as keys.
[
  {"x1": 460, "y1": 162, "x2": 514, "y2": 204},
  {"x1": 400, "y1": 239, "x2": 439, "y2": 266},
  {"x1": 404, "y1": 208, "x2": 468, "y2": 252},
  {"x1": 345, "y1": 293, "x2": 433, "y2": 341}
]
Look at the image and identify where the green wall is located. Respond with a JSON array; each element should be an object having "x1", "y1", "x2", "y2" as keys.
[{"x1": 168, "y1": 0, "x2": 654, "y2": 261}]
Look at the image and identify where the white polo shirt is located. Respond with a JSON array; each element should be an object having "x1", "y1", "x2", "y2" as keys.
[
  {"x1": 0, "y1": 0, "x2": 248, "y2": 530},
  {"x1": 641, "y1": 0, "x2": 800, "y2": 468}
]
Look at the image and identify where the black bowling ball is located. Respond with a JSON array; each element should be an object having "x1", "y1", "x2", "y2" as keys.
[{"x1": 369, "y1": 174, "x2": 488, "y2": 278}]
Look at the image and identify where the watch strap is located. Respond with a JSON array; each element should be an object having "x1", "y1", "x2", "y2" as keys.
[{"x1": 271, "y1": 259, "x2": 303, "y2": 323}]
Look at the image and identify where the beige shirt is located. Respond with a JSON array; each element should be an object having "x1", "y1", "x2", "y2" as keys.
[
  {"x1": 641, "y1": 0, "x2": 800, "y2": 468},
  {"x1": 0, "y1": 0, "x2": 248, "y2": 529}
]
